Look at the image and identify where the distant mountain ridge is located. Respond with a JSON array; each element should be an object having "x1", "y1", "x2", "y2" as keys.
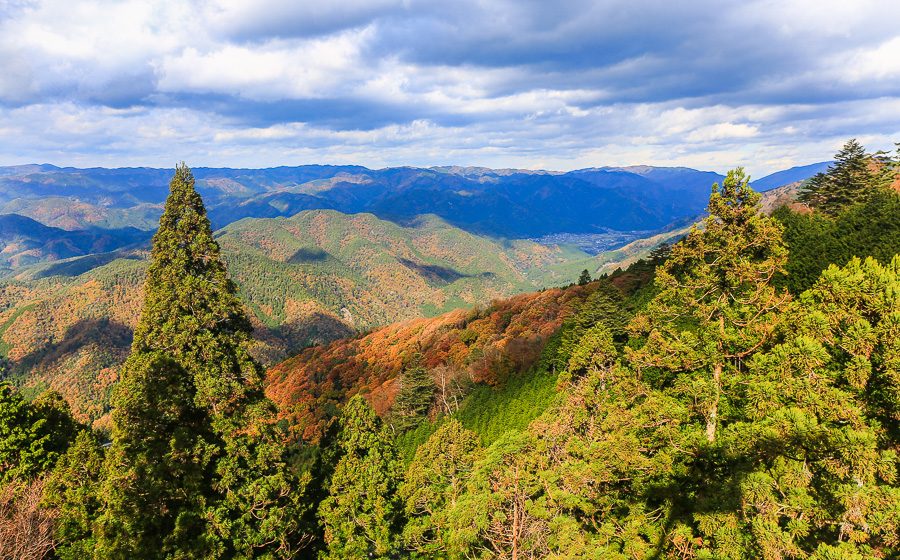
[
  {"x1": 0, "y1": 162, "x2": 824, "y2": 239},
  {"x1": 0, "y1": 213, "x2": 149, "y2": 274},
  {"x1": 750, "y1": 161, "x2": 831, "y2": 191}
]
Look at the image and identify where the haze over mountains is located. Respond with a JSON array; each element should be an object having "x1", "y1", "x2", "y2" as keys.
[{"x1": 0, "y1": 161, "x2": 825, "y2": 243}]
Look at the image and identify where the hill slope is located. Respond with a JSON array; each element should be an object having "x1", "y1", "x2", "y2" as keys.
[{"x1": 0, "y1": 209, "x2": 588, "y2": 424}]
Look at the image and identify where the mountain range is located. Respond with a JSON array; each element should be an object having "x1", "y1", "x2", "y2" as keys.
[{"x1": 0, "y1": 162, "x2": 826, "y2": 241}]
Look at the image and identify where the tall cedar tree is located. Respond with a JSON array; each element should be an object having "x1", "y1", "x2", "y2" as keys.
[
  {"x1": 799, "y1": 138, "x2": 878, "y2": 215},
  {"x1": 98, "y1": 165, "x2": 307, "y2": 559},
  {"x1": 628, "y1": 168, "x2": 790, "y2": 442},
  {"x1": 43, "y1": 430, "x2": 106, "y2": 560},
  {"x1": 319, "y1": 395, "x2": 401, "y2": 559}
]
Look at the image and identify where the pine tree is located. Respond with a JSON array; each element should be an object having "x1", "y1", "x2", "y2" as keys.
[
  {"x1": 799, "y1": 138, "x2": 878, "y2": 215},
  {"x1": 628, "y1": 168, "x2": 790, "y2": 442},
  {"x1": 577, "y1": 269, "x2": 592, "y2": 285},
  {"x1": 318, "y1": 395, "x2": 400, "y2": 559},
  {"x1": 97, "y1": 165, "x2": 308, "y2": 558},
  {"x1": 706, "y1": 256, "x2": 900, "y2": 558},
  {"x1": 448, "y1": 431, "x2": 551, "y2": 558},
  {"x1": 399, "y1": 419, "x2": 481, "y2": 557}
]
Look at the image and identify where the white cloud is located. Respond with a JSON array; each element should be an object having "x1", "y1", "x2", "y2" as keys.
[
  {"x1": 156, "y1": 30, "x2": 372, "y2": 100},
  {"x1": 0, "y1": 0, "x2": 898, "y2": 175}
]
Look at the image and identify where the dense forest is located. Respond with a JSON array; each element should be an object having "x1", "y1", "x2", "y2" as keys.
[{"x1": 2, "y1": 140, "x2": 899, "y2": 559}]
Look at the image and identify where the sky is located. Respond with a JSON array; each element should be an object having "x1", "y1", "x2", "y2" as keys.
[{"x1": 1, "y1": 0, "x2": 899, "y2": 176}]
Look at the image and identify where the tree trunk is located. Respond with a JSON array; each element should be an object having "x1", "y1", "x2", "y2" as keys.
[{"x1": 707, "y1": 362, "x2": 721, "y2": 442}]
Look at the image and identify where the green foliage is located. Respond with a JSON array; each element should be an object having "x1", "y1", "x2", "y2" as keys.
[
  {"x1": 774, "y1": 188, "x2": 900, "y2": 293},
  {"x1": 42, "y1": 430, "x2": 106, "y2": 560},
  {"x1": 0, "y1": 383, "x2": 77, "y2": 484},
  {"x1": 629, "y1": 168, "x2": 789, "y2": 442},
  {"x1": 455, "y1": 365, "x2": 559, "y2": 447},
  {"x1": 577, "y1": 269, "x2": 591, "y2": 285},
  {"x1": 132, "y1": 164, "x2": 263, "y2": 417},
  {"x1": 399, "y1": 419, "x2": 481, "y2": 558},
  {"x1": 548, "y1": 281, "x2": 628, "y2": 376},
  {"x1": 413, "y1": 169, "x2": 900, "y2": 559},
  {"x1": 318, "y1": 395, "x2": 401, "y2": 559},
  {"x1": 799, "y1": 138, "x2": 881, "y2": 215},
  {"x1": 96, "y1": 352, "x2": 213, "y2": 559},
  {"x1": 704, "y1": 255, "x2": 900, "y2": 558}
]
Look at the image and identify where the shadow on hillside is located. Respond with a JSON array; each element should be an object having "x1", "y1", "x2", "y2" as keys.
[
  {"x1": 398, "y1": 258, "x2": 477, "y2": 285},
  {"x1": 32, "y1": 252, "x2": 143, "y2": 279},
  {"x1": 287, "y1": 247, "x2": 330, "y2": 264},
  {"x1": 14, "y1": 318, "x2": 133, "y2": 373},
  {"x1": 255, "y1": 310, "x2": 356, "y2": 366}
]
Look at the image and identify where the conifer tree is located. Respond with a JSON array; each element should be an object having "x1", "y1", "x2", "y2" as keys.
[
  {"x1": 96, "y1": 353, "x2": 211, "y2": 559},
  {"x1": 319, "y1": 395, "x2": 400, "y2": 559},
  {"x1": 392, "y1": 353, "x2": 434, "y2": 430},
  {"x1": 43, "y1": 430, "x2": 106, "y2": 560},
  {"x1": 701, "y1": 256, "x2": 900, "y2": 558},
  {"x1": 98, "y1": 164, "x2": 307, "y2": 558},
  {"x1": 577, "y1": 269, "x2": 592, "y2": 285},
  {"x1": 629, "y1": 168, "x2": 790, "y2": 442},
  {"x1": 448, "y1": 431, "x2": 550, "y2": 558},
  {"x1": 550, "y1": 281, "x2": 627, "y2": 374},
  {"x1": 799, "y1": 138, "x2": 878, "y2": 215}
]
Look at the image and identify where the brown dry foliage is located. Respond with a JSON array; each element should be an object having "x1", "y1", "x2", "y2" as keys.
[{"x1": 0, "y1": 478, "x2": 57, "y2": 560}]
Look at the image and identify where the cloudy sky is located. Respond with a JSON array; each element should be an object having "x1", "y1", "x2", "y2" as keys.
[{"x1": 1, "y1": 0, "x2": 899, "y2": 175}]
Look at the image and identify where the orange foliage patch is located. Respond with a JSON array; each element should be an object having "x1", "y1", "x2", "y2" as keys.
[{"x1": 265, "y1": 284, "x2": 594, "y2": 440}]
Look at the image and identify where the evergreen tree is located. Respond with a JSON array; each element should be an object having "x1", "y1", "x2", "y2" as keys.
[
  {"x1": 131, "y1": 163, "x2": 262, "y2": 418},
  {"x1": 527, "y1": 337, "x2": 686, "y2": 558},
  {"x1": 448, "y1": 431, "x2": 550, "y2": 558},
  {"x1": 629, "y1": 168, "x2": 790, "y2": 442},
  {"x1": 98, "y1": 165, "x2": 308, "y2": 558},
  {"x1": 392, "y1": 353, "x2": 435, "y2": 430},
  {"x1": 399, "y1": 419, "x2": 481, "y2": 557},
  {"x1": 550, "y1": 281, "x2": 627, "y2": 375},
  {"x1": 799, "y1": 138, "x2": 878, "y2": 215},
  {"x1": 562, "y1": 323, "x2": 618, "y2": 385},
  {"x1": 319, "y1": 395, "x2": 400, "y2": 559},
  {"x1": 96, "y1": 352, "x2": 212, "y2": 559},
  {"x1": 774, "y1": 188, "x2": 900, "y2": 294},
  {"x1": 577, "y1": 269, "x2": 592, "y2": 286},
  {"x1": 701, "y1": 256, "x2": 900, "y2": 558}
]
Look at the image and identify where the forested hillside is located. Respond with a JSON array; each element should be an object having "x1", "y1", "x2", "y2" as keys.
[
  {"x1": 1, "y1": 140, "x2": 898, "y2": 559},
  {"x1": 0, "y1": 210, "x2": 588, "y2": 425}
]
